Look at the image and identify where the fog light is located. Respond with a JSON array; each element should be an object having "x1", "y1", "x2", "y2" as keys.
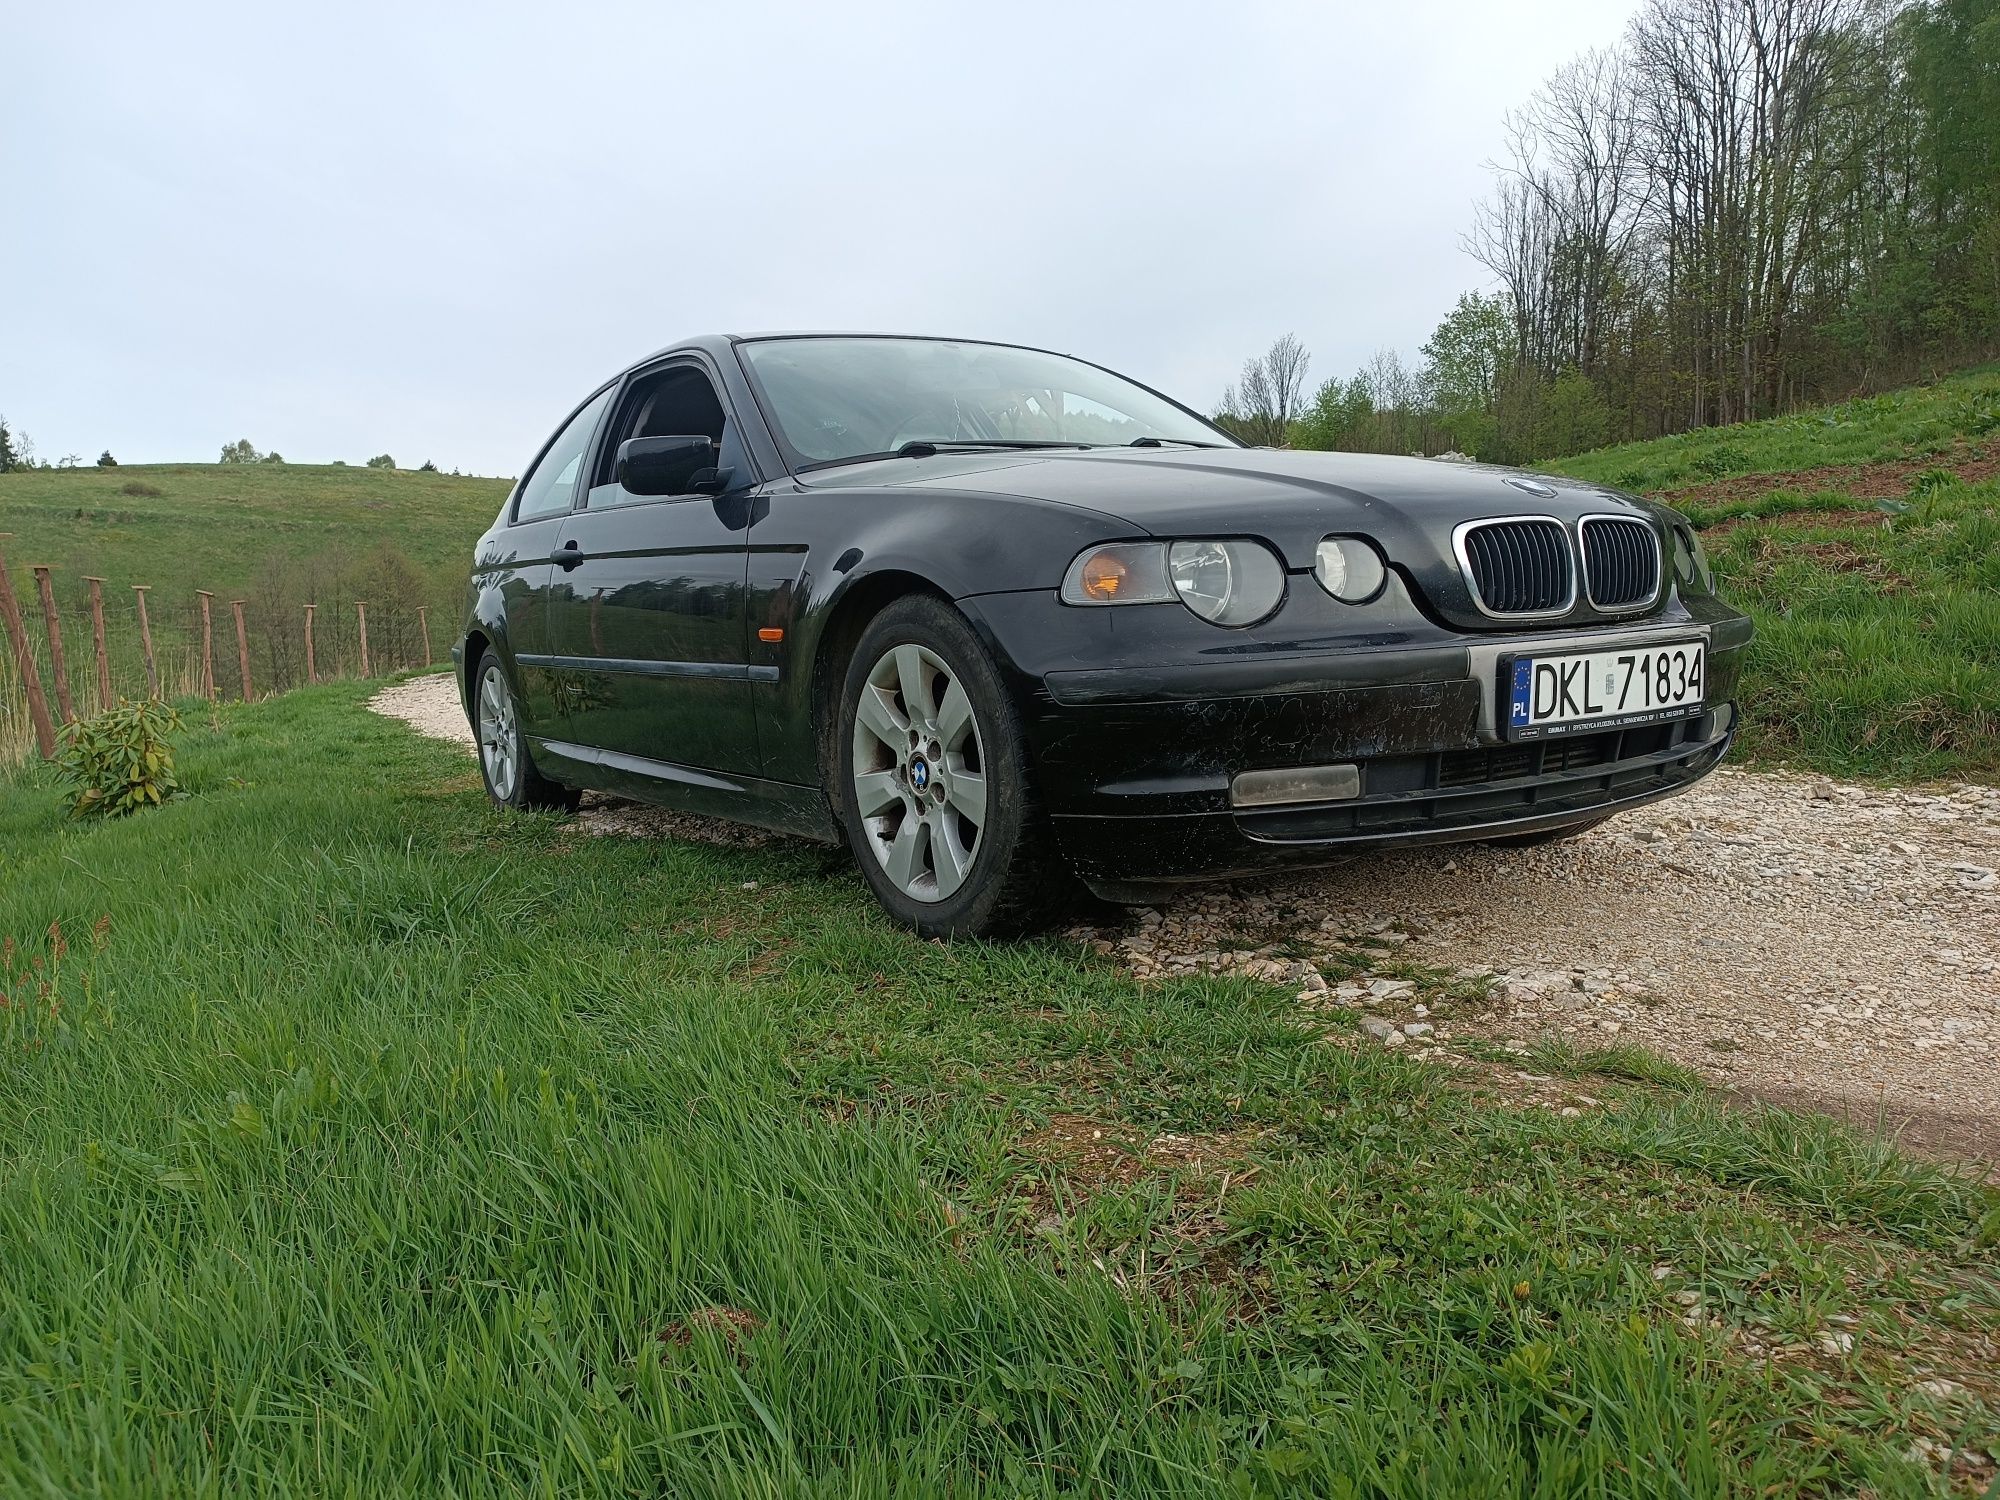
[
  {"x1": 1231, "y1": 763, "x2": 1362, "y2": 808},
  {"x1": 1314, "y1": 537, "x2": 1387, "y2": 603}
]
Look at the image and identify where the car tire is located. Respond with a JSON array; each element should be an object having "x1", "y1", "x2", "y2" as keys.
[
  {"x1": 472, "y1": 651, "x2": 580, "y2": 813},
  {"x1": 1484, "y1": 813, "x2": 1611, "y2": 848},
  {"x1": 835, "y1": 595, "x2": 1073, "y2": 938}
]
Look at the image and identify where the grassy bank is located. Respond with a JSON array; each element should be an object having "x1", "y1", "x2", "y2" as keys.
[
  {"x1": 1546, "y1": 364, "x2": 2000, "y2": 497},
  {"x1": 1695, "y1": 480, "x2": 2000, "y2": 781},
  {"x1": 1544, "y1": 367, "x2": 2000, "y2": 782},
  {"x1": 1, "y1": 685, "x2": 1994, "y2": 1495}
]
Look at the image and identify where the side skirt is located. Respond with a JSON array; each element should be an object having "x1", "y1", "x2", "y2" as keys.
[{"x1": 529, "y1": 737, "x2": 841, "y2": 845}]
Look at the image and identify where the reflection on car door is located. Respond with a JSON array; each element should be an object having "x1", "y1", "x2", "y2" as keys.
[
  {"x1": 540, "y1": 358, "x2": 762, "y2": 777},
  {"x1": 494, "y1": 386, "x2": 611, "y2": 730}
]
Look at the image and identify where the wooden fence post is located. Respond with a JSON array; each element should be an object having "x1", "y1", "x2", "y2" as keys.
[
  {"x1": 417, "y1": 605, "x2": 432, "y2": 667},
  {"x1": 195, "y1": 590, "x2": 216, "y2": 701},
  {"x1": 132, "y1": 586, "x2": 159, "y2": 698},
  {"x1": 83, "y1": 577, "x2": 112, "y2": 709},
  {"x1": 304, "y1": 603, "x2": 317, "y2": 683},
  {"x1": 31, "y1": 566, "x2": 75, "y2": 723},
  {"x1": 230, "y1": 600, "x2": 252, "y2": 701},
  {"x1": 0, "y1": 537, "x2": 59, "y2": 758},
  {"x1": 356, "y1": 601, "x2": 370, "y2": 677}
]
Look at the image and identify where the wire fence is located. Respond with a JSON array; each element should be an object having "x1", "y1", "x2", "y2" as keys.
[{"x1": 1, "y1": 541, "x2": 457, "y2": 767}]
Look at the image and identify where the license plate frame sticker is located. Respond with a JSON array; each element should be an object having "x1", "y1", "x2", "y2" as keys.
[{"x1": 1503, "y1": 641, "x2": 1705, "y2": 740}]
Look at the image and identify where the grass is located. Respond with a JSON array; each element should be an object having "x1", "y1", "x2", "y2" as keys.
[
  {"x1": 1, "y1": 683, "x2": 1995, "y2": 1496},
  {"x1": 1542, "y1": 366, "x2": 2000, "y2": 782},
  {"x1": 1545, "y1": 364, "x2": 2000, "y2": 497},
  {"x1": 1695, "y1": 484, "x2": 2000, "y2": 780}
]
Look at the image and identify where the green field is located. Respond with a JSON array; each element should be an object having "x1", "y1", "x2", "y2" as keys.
[
  {"x1": 0, "y1": 461, "x2": 508, "y2": 597},
  {"x1": 0, "y1": 465, "x2": 508, "y2": 752},
  {"x1": 2, "y1": 682, "x2": 1995, "y2": 1495}
]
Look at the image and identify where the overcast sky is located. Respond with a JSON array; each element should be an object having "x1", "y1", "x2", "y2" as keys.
[{"x1": 5, "y1": 0, "x2": 1640, "y2": 476}]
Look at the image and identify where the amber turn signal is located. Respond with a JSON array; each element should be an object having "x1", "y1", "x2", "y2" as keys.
[
  {"x1": 1059, "y1": 543, "x2": 1174, "y2": 606},
  {"x1": 1079, "y1": 554, "x2": 1128, "y2": 599}
]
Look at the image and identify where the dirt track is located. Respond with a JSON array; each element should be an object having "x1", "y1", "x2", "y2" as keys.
[{"x1": 374, "y1": 674, "x2": 2000, "y2": 1164}]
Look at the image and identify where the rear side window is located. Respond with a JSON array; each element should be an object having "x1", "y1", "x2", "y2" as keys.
[{"x1": 513, "y1": 388, "x2": 611, "y2": 523}]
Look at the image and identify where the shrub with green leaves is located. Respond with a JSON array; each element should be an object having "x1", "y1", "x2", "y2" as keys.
[{"x1": 54, "y1": 699, "x2": 184, "y2": 818}]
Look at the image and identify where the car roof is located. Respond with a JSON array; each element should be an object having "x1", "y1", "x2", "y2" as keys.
[{"x1": 624, "y1": 331, "x2": 1081, "y2": 376}]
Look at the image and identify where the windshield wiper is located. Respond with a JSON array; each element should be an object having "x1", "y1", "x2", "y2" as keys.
[
  {"x1": 1127, "y1": 436, "x2": 1222, "y2": 449},
  {"x1": 894, "y1": 439, "x2": 1094, "y2": 457}
]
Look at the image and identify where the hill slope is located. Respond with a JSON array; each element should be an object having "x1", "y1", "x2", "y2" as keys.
[
  {"x1": 0, "y1": 465, "x2": 508, "y2": 738},
  {"x1": 1543, "y1": 366, "x2": 2000, "y2": 782},
  {"x1": 0, "y1": 462, "x2": 508, "y2": 599},
  {"x1": 1546, "y1": 363, "x2": 2000, "y2": 503}
]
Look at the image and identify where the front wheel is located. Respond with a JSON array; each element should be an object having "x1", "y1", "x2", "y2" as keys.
[
  {"x1": 474, "y1": 653, "x2": 580, "y2": 812},
  {"x1": 836, "y1": 596, "x2": 1071, "y2": 937}
]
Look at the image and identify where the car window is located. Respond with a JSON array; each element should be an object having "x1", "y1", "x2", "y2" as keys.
[
  {"x1": 738, "y1": 336, "x2": 1234, "y2": 467},
  {"x1": 513, "y1": 388, "x2": 611, "y2": 523},
  {"x1": 586, "y1": 364, "x2": 748, "y2": 505}
]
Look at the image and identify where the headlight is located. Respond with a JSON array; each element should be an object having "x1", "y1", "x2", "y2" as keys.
[
  {"x1": 1313, "y1": 536, "x2": 1387, "y2": 603},
  {"x1": 1671, "y1": 525, "x2": 1714, "y2": 594},
  {"x1": 1168, "y1": 539, "x2": 1285, "y2": 625},
  {"x1": 1061, "y1": 538, "x2": 1285, "y2": 626}
]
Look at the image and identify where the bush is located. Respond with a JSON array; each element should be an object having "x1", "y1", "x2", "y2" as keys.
[
  {"x1": 55, "y1": 700, "x2": 185, "y2": 819},
  {"x1": 1692, "y1": 444, "x2": 1752, "y2": 478},
  {"x1": 219, "y1": 439, "x2": 261, "y2": 464},
  {"x1": 365, "y1": 454, "x2": 395, "y2": 470},
  {"x1": 97, "y1": 450, "x2": 117, "y2": 467},
  {"x1": 120, "y1": 480, "x2": 163, "y2": 498},
  {"x1": 417, "y1": 460, "x2": 438, "y2": 472},
  {"x1": 1907, "y1": 465, "x2": 1956, "y2": 498}
]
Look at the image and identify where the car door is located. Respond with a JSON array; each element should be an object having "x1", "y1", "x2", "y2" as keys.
[
  {"x1": 541, "y1": 356, "x2": 762, "y2": 776},
  {"x1": 494, "y1": 385, "x2": 612, "y2": 731}
]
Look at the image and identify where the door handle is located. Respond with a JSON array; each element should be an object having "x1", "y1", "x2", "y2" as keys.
[{"x1": 553, "y1": 540, "x2": 584, "y2": 571}]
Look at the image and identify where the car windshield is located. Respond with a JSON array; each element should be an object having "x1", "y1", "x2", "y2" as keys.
[{"x1": 738, "y1": 336, "x2": 1234, "y2": 467}]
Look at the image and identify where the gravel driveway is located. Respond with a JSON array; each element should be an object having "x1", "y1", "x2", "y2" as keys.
[{"x1": 374, "y1": 672, "x2": 2000, "y2": 1162}]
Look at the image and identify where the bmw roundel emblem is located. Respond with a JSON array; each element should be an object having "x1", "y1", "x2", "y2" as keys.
[
  {"x1": 1503, "y1": 476, "x2": 1558, "y2": 500},
  {"x1": 909, "y1": 757, "x2": 930, "y2": 790}
]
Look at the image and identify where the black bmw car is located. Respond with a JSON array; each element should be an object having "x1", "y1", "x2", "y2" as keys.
[{"x1": 458, "y1": 334, "x2": 1750, "y2": 936}]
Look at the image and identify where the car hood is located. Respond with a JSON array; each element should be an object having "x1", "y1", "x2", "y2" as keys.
[{"x1": 802, "y1": 447, "x2": 1673, "y2": 631}]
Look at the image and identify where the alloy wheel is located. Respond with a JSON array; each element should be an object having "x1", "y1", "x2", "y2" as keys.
[
  {"x1": 477, "y1": 663, "x2": 519, "y2": 802},
  {"x1": 850, "y1": 642, "x2": 987, "y2": 902}
]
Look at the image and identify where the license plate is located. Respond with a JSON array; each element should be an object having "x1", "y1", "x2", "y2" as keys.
[{"x1": 1504, "y1": 641, "x2": 1705, "y2": 739}]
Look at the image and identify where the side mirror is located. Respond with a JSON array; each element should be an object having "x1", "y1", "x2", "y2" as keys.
[{"x1": 618, "y1": 435, "x2": 719, "y2": 497}]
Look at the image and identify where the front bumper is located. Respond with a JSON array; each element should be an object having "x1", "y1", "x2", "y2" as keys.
[{"x1": 963, "y1": 585, "x2": 1752, "y2": 891}]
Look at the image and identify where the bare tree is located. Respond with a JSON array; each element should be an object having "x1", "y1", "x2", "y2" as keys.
[
  {"x1": 1629, "y1": 0, "x2": 1867, "y2": 423},
  {"x1": 1468, "y1": 49, "x2": 1645, "y2": 382},
  {"x1": 1220, "y1": 334, "x2": 1312, "y2": 445}
]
